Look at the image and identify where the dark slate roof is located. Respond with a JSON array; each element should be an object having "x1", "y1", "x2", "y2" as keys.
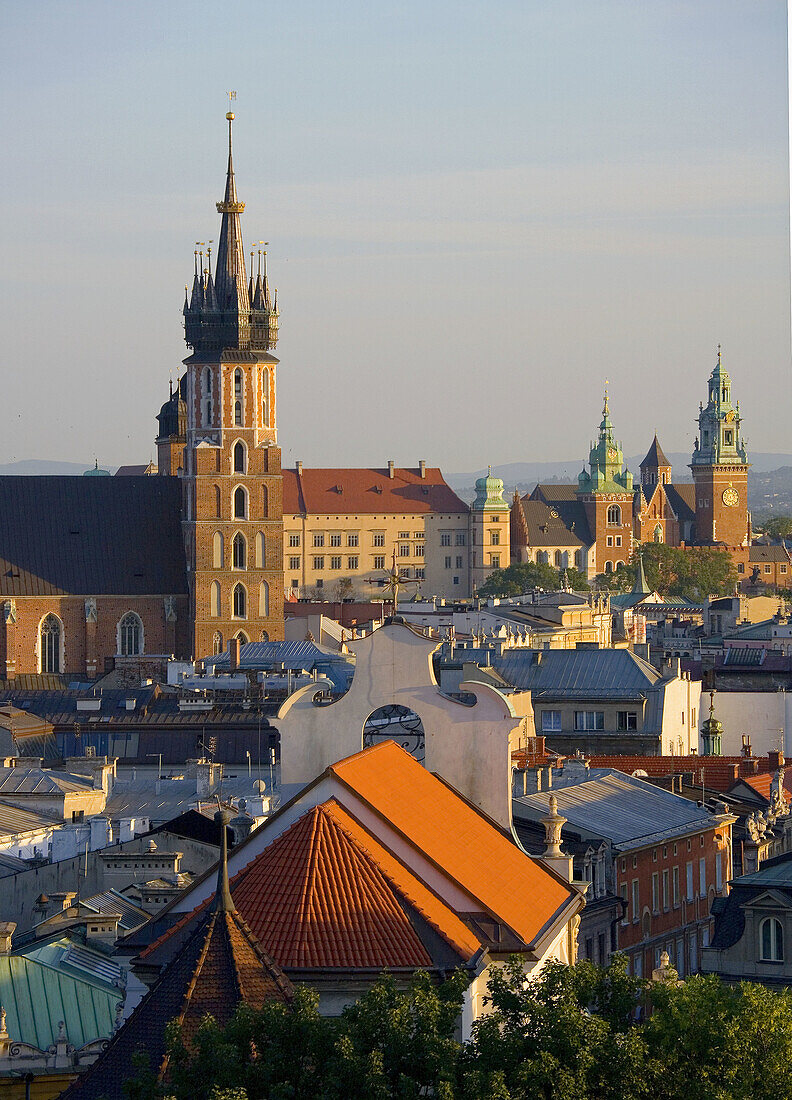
[
  {"x1": 665, "y1": 483, "x2": 695, "y2": 524},
  {"x1": 640, "y1": 435, "x2": 671, "y2": 469},
  {"x1": 517, "y1": 501, "x2": 584, "y2": 549},
  {"x1": 494, "y1": 647, "x2": 660, "y2": 698},
  {"x1": 525, "y1": 487, "x2": 593, "y2": 546},
  {"x1": 0, "y1": 477, "x2": 187, "y2": 597},
  {"x1": 750, "y1": 544, "x2": 791, "y2": 563},
  {"x1": 710, "y1": 852, "x2": 792, "y2": 950}
]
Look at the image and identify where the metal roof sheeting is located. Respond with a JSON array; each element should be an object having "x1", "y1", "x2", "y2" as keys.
[
  {"x1": 515, "y1": 770, "x2": 714, "y2": 845},
  {"x1": 495, "y1": 648, "x2": 660, "y2": 698},
  {"x1": 0, "y1": 954, "x2": 120, "y2": 1050}
]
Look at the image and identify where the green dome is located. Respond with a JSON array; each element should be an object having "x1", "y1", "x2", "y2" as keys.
[{"x1": 472, "y1": 467, "x2": 510, "y2": 512}]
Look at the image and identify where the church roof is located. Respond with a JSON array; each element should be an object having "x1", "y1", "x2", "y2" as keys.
[
  {"x1": 283, "y1": 467, "x2": 468, "y2": 516},
  {"x1": 640, "y1": 435, "x2": 671, "y2": 469},
  {"x1": 516, "y1": 501, "x2": 585, "y2": 548},
  {"x1": 0, "y1": 477, "x2": 187, "y2": 597},
  {"x1": 664, "y1": 483, "x2": 695, "y2": 524},
  {"x1": 62, "y1": 817, "x2": 293, "y2": 1100}
]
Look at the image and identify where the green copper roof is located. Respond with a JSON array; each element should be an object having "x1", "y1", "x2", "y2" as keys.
[
  {"x1": 472, "y1": 468, "x2": 510, "y2": 512},
  {"x1": 0, "y1": 954, "x2": 121, "y2": 1051},
  {"x1": 577, "y1": 388, "x2": 633, "y2": 495}
]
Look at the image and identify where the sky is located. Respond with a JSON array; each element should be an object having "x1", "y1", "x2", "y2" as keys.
[{"x1": 0, "y1": 0, "x2": 789, "y2": 473}]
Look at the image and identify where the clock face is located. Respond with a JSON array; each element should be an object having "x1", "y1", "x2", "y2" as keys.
[
  {"x1": 722, "y1": 487, "x2": 739, "y2": 508},
  {"x1": 607, "y1": 447, "x2": 617, "y2": 460}
]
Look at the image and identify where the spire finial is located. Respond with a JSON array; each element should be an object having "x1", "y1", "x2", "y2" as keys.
[
  {"x1": 717, "y1": 343, "x2": 722, "y2": 365},
  {"x1": 213, "y1": 808, "x2": 234, "y2": 913},
  {"x1": 603, "y1": 379, "x2": 610, "y2": 417}
]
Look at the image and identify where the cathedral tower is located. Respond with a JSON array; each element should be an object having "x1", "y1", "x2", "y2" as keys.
[
  {"x1": 690, "y1": 349, "x2": 749, "y2": 550},
  {"x1": 576, "y1": 389, "x2": 634, "y2": 574},
  {"x1": 180, "y1": 111, "x2": 284, "y2": 657}
]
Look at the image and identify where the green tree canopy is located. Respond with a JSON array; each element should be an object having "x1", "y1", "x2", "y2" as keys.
[
  {"x1": 757, "y1": 515, "x2": 792, "y2": 539},
  {"x1": 127, "y1": 959, "x2": 792, "y2": 1100},
  {"x1": 478, "y1": 561, "x2": 589, "y2": 597},
  {"x1": 595, "y1": 544, "x2": 737, "y2": 600}
]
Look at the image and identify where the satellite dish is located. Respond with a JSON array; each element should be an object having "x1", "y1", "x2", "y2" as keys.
[{"x1": 632, "y1": 769, "x2": 649, "y2": 778}]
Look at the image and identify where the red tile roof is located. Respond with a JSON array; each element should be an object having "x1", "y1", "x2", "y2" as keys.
[
  {"x1": 330, "y1": 741, "x2": 576, "y2": 947},
  {"x1": 585, "y1": 755, "x2": 777, "y2": 792},
  {"x1": 740, "y1": 765, "x2": 792, "y2": 802},
  {"x1": 283, "y1": 467, "x2": 468, "y2": 516}
]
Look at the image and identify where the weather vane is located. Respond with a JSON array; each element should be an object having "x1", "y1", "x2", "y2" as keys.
[
  {"x1": 227, "y1": 90, "x2": 237, "y2": 116},
  {"x1": 366, "y1": 549, "x2": 418, "y2": 615}
]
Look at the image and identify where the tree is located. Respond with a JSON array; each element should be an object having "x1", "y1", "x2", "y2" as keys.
[
  {"x1": 478, "y1": 561, "x2": 571, "y2": 597},
  {"x1": 758, "y1": 515, "x2": 792, "y2": 539},
  {"x1": 596, "y1": 545, "x2": 736, "y2": 601}
]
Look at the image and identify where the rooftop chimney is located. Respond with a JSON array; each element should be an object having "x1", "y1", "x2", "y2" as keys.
[
  {"x1": 419, "y1": 460, "x2": 426, "y2": 479},
  {"x1": 296, "y1": 460, "x2": 303, "y2": 476},
  {"x1": 229, "y1": 637, "x2": 240, "y2": 671},
  {"x1": 388, "y1": 460, "x2": 395, "y2": 479}
]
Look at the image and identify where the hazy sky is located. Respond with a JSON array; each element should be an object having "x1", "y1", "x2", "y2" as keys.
[{"x1": 1, "y1": 1, "x2": 789, "y2": 472}]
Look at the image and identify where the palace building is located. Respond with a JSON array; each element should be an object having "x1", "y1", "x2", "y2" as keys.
[
  {"x1": 0, "y1": 112, "x2": 284, "y2": 679},
  {"x1": 512, "y1": 352, "x2": 751, "y2": 578}
]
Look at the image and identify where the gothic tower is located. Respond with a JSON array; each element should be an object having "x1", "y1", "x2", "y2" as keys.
[
  {"x1": 690, "y1": 349, "x2": 750, "y2": 550},
  {"x1": 180, "y1": 111, "x2": 284, "y2": 657},
  {"x1": 576, "y1": 389, "x2": 634, "y2": 574}
]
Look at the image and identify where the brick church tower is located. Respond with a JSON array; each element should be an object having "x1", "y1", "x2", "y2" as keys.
[
  {"x1": 690, "y1": 349, "x2": 750, "y2": 551},
  {"x1": 576, "y1": 389, "x2": 634, "y2": 574},
  {"x1": 179, "y1": 111, "x2": 284, "y2": 657}
]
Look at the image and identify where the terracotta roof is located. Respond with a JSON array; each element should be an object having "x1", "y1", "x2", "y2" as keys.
[
  {"x1": 640, "y1": 435, "x2": 671, "y2": 470},
  {"x1": 739, "y1": 766, "x2": 792, "y2": 802},
  {"x1": 330, "y1": 741, "x2": 576, "y2": 947},
  {"x1": 0, "y1": 477, "x2": 187, "y2": 597},
  {"x1": 283, "y1": 467, "x2": 468, "y2": 516},
  {"x1": 586, "y1": 754, "x2": 757, "y2": 792}
]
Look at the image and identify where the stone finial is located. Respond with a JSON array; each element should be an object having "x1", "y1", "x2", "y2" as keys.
[
  {"x1": 542, "y1": 794, "x2": 566, "y2": 859},
  {"x1": 652, "y1": 950, "x2": 681, "y2": 984}
]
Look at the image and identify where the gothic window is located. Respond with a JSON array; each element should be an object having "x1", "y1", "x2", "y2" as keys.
[
  {"x1": 261, "y1": 368, "x2": 270, "y2": 426},
  {"x1": 234, "y1": 369, "x2": 244, "y2": 427},
  {"x1": 607, "y1": 505, "x2": 621, "y2": 527},
  {"x1": 760, "y1": 917, "x2": 783, "y2": 962},
  {"x1": 235, "y1": 631, "x2": 249, "y2": 645},
  {"x1": 255, "y1": 532, "x2": 266, "y2": 568},
  {"x1": 234, "y1": 486, "x2": 247, "y2": 520},
  {"x1": 261, "y1": 485, "x2": 269, "y2": 518},
  {"x1": 554, "y1": 550, "x2": 562, "y2": 566},
  {"x1": 363, "y1": 705, "x2": 425, "y2": 765},
  {"x1": 654, "y1": 523, "x2": 663, "y2": 543},
  {"x1": 40, "y1": 614, "x2": 62, "y2": 674},
  {"x1": 604, "y1": 561, "x2": 614, "y2": 574},
  {"x1": 260, "y1": 630, "x2": 269, "y2": 642},
  {"x1": 259, "y1": 580, "x2": 269, "y2": 617},
  {"x1": 233, "y1": 583, "x2": 247, "y2": 619},
  {"x1": 233, "y1": 533, "x2": 247, "y2": 570},
  {"x1": 214, "y1": 485, "x2": 221, "y2": 518},
  {"x1": 210, "y1": 581, "x2": 221, "y2": 618},
  {"x1": 213, "y1": 531, "x2": 224, "y2": 569},
  {"x1": 118, "y1": 612, "x2": 143, "y2": 656},
  {"x1": 202, "y1": 367, "x2": 213, "y2": 427},
  {"x1": 233, "y1": 441, "x2": 246, "y2": 473},
  {"x1": 212, "y1": 631, "x2": 223, "y2": 655}
]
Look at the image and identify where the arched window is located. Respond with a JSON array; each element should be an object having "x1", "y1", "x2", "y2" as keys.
[
  {"x1": 604, "y1": 561, "x2": 614, "y2": 574},
  {"x1": 538, "y1": 550, "x2": 549, "y2": 565},
  {"x1": 654, "y1": 523, "x2": 663, "y2": 543},
  {"x1": 202, "y1": 367, "x2": 213, "y2": 427},
  {"x1": 210, "y1": 581, "x2": 221, "y2": 618},
  {"x1": 364, "y1": 705, "x2": 425, "y2": 765},
  {"x1": 576, "y1": 549, "x2": 585, "y2": 570},
  {"x1": 554, "y1": 550, "x2": 562, "y2": 567},
  {"x1": 212, "y1": 631, "x2": 223, "y2": 655},
  {"x1": 259, "y1": 580, "x2": 269, "y2": 617},
  {"x1": 213, "y1": 532, "x2": 224, "y2": 569},
  {"x1": 233, "y1": 583, "x2": 247, "y2": 619},
  {"x1": 234, "y1": 369, "x2": 243, "y2": 427},
  {"x1": 214, "y1": 485, "x2": 221, "y2": 518},
  {"x1": 261, "y1": 485, "x2": 269, "y2": 518},
  {"x1": 260, "y1": 630, "x2": 269, "y2": 642},
  {"x1": 760, "y1": 917, "x2": 783, "y2": 962},
  {"x1": 233, "y1": 440, "x2": 246, "y2": 473},
  {"x1": 233, "y1": 486, "x2": 247, "y2": 520},
  {"x1": 118, "y1": 612, "x2": 143, "y2": 656},
  {"x1": 255, "y1": 532, "x2": 266, "y2": 568},
  {"x1": 40, "y1": 614, "x2": 62, "y2": 674},
  {"x1": 607, "y1": 504, "x2": 621, "y2": 526},
  {"x1": 235, "y1": 631, "x2": 249, "y2": 645},
  {"x1": 232, "y1": 532, "x2": 247, "y2": 570}
]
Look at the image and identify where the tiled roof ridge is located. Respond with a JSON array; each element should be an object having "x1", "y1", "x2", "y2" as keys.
[
  {"x1": 225, "y1": 909, "x2": 295, "y2": 1003},
  {"x1": 158, "y1": 909, "x2": 218, "y2": 1080},
  {"x1": 321, "y1": 800, "x2": 476, "y2": 961},
  {"x1": 329, "y1": 753, "x2": 528, "y2": 938}
]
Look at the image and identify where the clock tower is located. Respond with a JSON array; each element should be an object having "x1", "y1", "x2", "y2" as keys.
[{"x1": 690, "y1": 349, "x2": 750, "y2": 550}]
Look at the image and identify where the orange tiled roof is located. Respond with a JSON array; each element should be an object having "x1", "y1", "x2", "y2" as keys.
[
  {"x1": 586, "y1": 754, "x2": 781, "y2": 792},
  {"x1": 283, "y1": 467, "x2": 468, "y2": 516},
  {"x1": 330, "y1": 741, "x2": 576, "y2": 947},
  {"x1": 230, "y1": 803, "x2": 436, "y2": 969},
  {"x1": 740, "y1": 766, "x2": 792, "y2": 802}
]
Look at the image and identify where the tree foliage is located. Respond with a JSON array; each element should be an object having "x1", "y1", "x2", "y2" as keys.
[
  {"x1": 758, "y1": 515, "x2": 792, "y2": 539},
  {"x1": 595, "y1": 544, "x2": 737, "y2": 600},
  {"x1": 478, "y1": 561, "x2": 589, "y2": 597},
  {"x1": 128, "y1": 959, "x2": 792, "y2": 1100}
]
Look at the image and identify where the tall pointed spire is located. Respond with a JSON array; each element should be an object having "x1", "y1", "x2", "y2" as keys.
[
  {"x1": 214, "y1": 111, "x2": 250, "y2": 312},
  {"x1": 213, "y1": 809, "x2": 235, "y2": 912}
]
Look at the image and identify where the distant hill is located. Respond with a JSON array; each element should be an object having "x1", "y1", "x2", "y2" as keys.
[
  {"x1": 447, "y1": 453, "x2": 792, "y2": 492},
  {"x1": 0, "y1": 460, "x2": 115, "y2": 476}
]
